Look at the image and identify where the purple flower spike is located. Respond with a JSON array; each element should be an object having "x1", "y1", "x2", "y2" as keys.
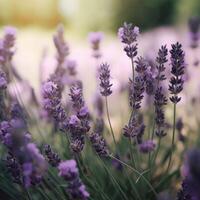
[
  {"x1": 99, "y1": 63, "x2": 112, "y2": 96},
  {"x1": 118, "y1": 22, "x2": 139, "y2": 58},
  {"x1": 139, "y1": 140, "x2": 156, "y2": 153},
  {"x1": 188, "y1": 16, "x2": 200, "y2": 49},
  {"x1": 118, "y1": 22, "x2": 139, "y2": 45},
  {"x1": 169, "y1": 42, "x2": 185, "y2": 104},
  {"x1": 44, "y1": 144, "x2": 61, "y2": 167},
  {"x1": 58, "y1": 160, "x2": 78, "y2": 180},
  {"x1": 53, "y1": 24, "x2": 69, "y2": 66},
  {"x1": 89, "y1": 132, "x2": 109, "y2": 157},
  {"x1": 58, "y1": 160, "x2": 89, "y2": 199},
  {"x1": 88, "y1": 32, "x2": 103, "y2": 58},
  {"x1": 0, "y1": 70, "x2": 7, "y2": 89}
]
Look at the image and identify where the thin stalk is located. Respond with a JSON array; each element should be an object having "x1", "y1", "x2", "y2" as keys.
[
  {"x1": 101, "y1": 159, "x2": 129, "y2": 200},
  {"x1": 129, "y1": 139, "x2": 136, "y2": 168},
  {"x1": 166, "y1": 103, "x2": 176, "y2": 172},
  {"x1": 130, "y1": 56, "x2": 135, "y2": 82},
  {"x1": 105, "y1": 96, "x2": 117, "y2": 146},
  {"x1": 109, "y1": 155, "x2": 157, "y2": 197},
  {"x1": 25, "y1": 188, "x2": 32, "y2": 200},
  {"x1": 151, "y1": 137, "x2": 161, "y2": 169},
  {"x1": 77, "y1": 154, "x2": 111, "y2": 200}
]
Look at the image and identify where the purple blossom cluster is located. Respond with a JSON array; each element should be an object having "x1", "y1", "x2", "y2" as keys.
[
  {"x1": 42, "y1": 81, "x2": 67, "y2": 130},
  {"x1": 68, "y1": 84, "x2": 90, "y2": 153},
  {"x1": 178, "y1": 149, "x2": 200, "y2": 200},
  {"x1": 44, "y1": 144, "x2": 61, "y2": 167},
  {"x1": 139, "y1": 140, "x2": 156, "y2": 153},
  {"x1": 169, "y1": 42, "x2": 185, "y2": 104},
  {"x1": 0, "y1": 118, "x2": 47, "y2": 188},
  {"x1": 188, "y1": 16, "x2": 200, "y2": 49},
  {"x1": 58, "y1": 160, "x2": 89, "y2": 200},
  {"x1": 99, "y1": 63, "x2": 112, "y2": 96},
  {"x1": 89, "y1": 132, "x2": 109, "y2": 157},
  {"x1": 0, "y1": 26, "x2": 16, "y2": 65},
  {"x1": 53, "y1": 24, "x2": 69, "y2": 67},
  {"x1": 88, "y1": 32, "x2": 103, "y2": 59},
  {"x1": 118, "y1": 22, "x2": 139, "y2": 58}
]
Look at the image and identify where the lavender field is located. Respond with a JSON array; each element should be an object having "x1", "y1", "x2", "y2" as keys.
[{"x1": 1, "y1": 1, "x2": 200, "y2": 200}]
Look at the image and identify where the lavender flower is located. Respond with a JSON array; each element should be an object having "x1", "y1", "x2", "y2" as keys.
[
  {"x1": 65, "y1": 59, "x2": 77, "y2": 76},
  {"x1": 0, "y1": 26, "x2": 16, "y2": 63},
  {"x1": 58, "y1": 160, "x2": 89, "y2": 199},
  {"x1": 88, "y1": 32, "x2": 103, "y2": 59},
  {"x1": 118, "y1": 22, "x2": 139, "y2": 45},
  {"x1": 154, "y1": 87, "x2": 167, "y2": 137},
  {"x1": 169, "y1": 42, "x2": 185, "y2": 104},
  {"x1": 99, "y1": 63, "x2": 112, "y2": 96},
  {"x1": 68, "y1": 84, "x2": 90, "y2": 153},
  {"x1": 0, "y1": 70, "x2": 7, "y2": 89},
  {"x1": 188, "y1": 16, "x2": 200, "y2": 49},
  {"x1": 1, "y1": 117, "x2": 47, "y2": 188},
  {"x1": 118, "y1": 22, "x2": 139, "y2": 58},
  {"x1": 145, "y1": 71, "x2": 156, "y2": 95},
  {"x1": 42, "y1": 81, "x2": 67, "y2": 129},
  {"x1": 53, "y1": 24, "x2": 69, "y2": 67},
  {"x1": 129, "y1": 76, "x2": 145, "y2": 110},
  {"x1": 6, "y1": 152, "x2": 21, "y2": 184},
  {"x1": 58, "y1": 160, "x2": 78, "y2": 180},
  {"x1": 69, "y1": 84, "x2": 84, "y2": 111},
  {"x1": 44, "y1": 144, "x2": 61, "y2": 167},
  {"x1": 135, "y1": 56, "x2": 148, "y2": 75},
  {"x1": 176, "y1": 180, "x2": 192, "y2": 200},
  {"x1": 89, "y1": 132, "x2": 109, "y2": 157},
  {"x1": 139, "y1": 140, "x2": 156, "y2": 153},
  {"x1": 123, "y1": 116, "x2": 145, "y2": 140},
  {"x1": 23, "y1": 143, "x2": 47, "y2": 187},
  {"x1": 156, "y1": 45, "x2": 168, "y2": 82},
  {"x1": 180, "y1": 149, "x2": 200, "y2": 199}
]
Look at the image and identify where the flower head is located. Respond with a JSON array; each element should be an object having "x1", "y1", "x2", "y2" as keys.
[
  {"x1": 118, "y1": 22, "x2": 139, "y2": 45},
  {"x1": 99, "y1": 63, "x2": 112, "y2": 96},
  {"x1": 139, "y1": 140, "x2": 156, "y2": 153},
  {"x1": 169, "y1": 42, "x2": 185, "y2": 104}
]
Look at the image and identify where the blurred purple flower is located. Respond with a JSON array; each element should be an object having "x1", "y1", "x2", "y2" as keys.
[
  {"x1": 188, "y1": 16, "x2": 200, "y2": 49},
  {"x1": 0, "y1": 70, "x2": 7, "y2": 89},
  {"x1": 53, "y1": 24, "x2": 69, "y2": 67},
  {"x1": 88, "y1": 32, "x2": 103, "y2": 59},
  {"x1": 58, "y1": 160, "x2": 89, "y2": 199},
  {"x1": 139, "y1": 140, "x2": 156, "y2": 153}
]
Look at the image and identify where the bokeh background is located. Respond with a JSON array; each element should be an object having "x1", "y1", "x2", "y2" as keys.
[{"x1": 0, "y1": 0, "x2": 200, "y2": 99}]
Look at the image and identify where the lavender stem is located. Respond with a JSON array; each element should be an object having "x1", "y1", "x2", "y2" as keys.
[
  {"x1": 105, "y1": 96, "x2": 117, "y2": 146},
  {"x1": 166, "y1": 103, "x2": 177, "y2": 172}
]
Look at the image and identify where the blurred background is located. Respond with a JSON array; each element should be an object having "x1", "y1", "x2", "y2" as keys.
[
  {"x1": 0, "y1": 0, "x2": 200, "y2": 33},
  {"x1": 0, "y1": 0, "x2": 200, "y2": 96}
]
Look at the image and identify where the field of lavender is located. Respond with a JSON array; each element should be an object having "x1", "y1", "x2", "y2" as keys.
[{"x1": 0, "y1": 18, "x2": 200, "y2": 200}]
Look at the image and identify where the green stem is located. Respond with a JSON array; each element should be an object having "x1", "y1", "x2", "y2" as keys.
[
  {"x1": 166, "y1": 103, "x2": 176, "y2": 173},
  {"x1": 105, "y1": 96, "x2": 117, "y2": 146},
  {"x1": 130, "y1": 56, "x2": 135, "y2": 82},
  {"x1": 109, "y1": 155, "x2": 157, "y2": 197},
  {"x1": 101, "y1": 159, "x2": 128, "y2": 200},
  {"x1": 129, "y1": 139, "x2": 136, "y2": 168}
]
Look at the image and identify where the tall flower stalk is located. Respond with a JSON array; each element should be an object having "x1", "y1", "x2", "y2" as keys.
[
  {"x1": 99, "y1": 63, "x2": 116, "y2": 146},
  {"x1": 167, "y1": 42, "x2": 185, "y2": 171}
]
